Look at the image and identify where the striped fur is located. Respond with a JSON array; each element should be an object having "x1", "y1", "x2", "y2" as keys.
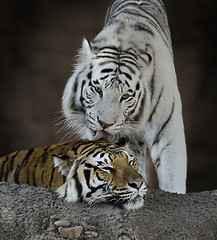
[
  {"x1": 0, "y1": 140, "x2": 147, "y2": 210},
  {"x1": 62, "y1": 0, "x2": 187, "y2": 193}
]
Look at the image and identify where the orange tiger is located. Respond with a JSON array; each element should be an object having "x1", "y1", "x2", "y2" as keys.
[{"x1": 0, "y1": 139, "x2": 147, "y2": 210}]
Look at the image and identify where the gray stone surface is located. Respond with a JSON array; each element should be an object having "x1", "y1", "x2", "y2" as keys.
[{"x1": 0, "y1": 182, "x2": 216, "y2": 240}]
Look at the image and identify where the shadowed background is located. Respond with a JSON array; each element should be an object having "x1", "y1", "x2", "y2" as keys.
[{"x1": 0, "y1": 0, "x2": 216, "y2": 192}]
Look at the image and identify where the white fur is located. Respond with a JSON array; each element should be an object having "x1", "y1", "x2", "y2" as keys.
[
  {"x1": 52, "y1": 155, "x2": 70, "y2": 176},
  {"x1": 62, "y1": 1, "x2": 187, "y2": 194}
]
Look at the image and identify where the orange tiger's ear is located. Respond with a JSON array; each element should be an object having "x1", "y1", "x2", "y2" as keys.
[
  {"x1": 116, "y1": 137, "x2": 126, "y2": 147},
  {"x1": 52, "y1": 154, "x2": 71, "y2": 177},
  {"x1": 115, "y1": 138, "x2": 135, "y2": 156}
]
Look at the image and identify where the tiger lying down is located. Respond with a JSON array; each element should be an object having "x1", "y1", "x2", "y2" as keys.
[{"x1": 0, "y1": 139, "x2": 147, "y2": 210}]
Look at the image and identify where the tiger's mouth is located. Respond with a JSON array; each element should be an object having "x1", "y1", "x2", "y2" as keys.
[
  {"x1": 91, "y1": 130, "x2": 111, "y2": 142},
  {"x1": 107, "y1": 194, "x2": 144, "y2": 210}
]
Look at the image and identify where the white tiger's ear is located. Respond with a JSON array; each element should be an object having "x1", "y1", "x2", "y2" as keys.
[
  {"x1": 80, "y1": 38, "x2": 92, "y2": 57},
  {"x1": 52, "y1": 154, "x2": 71, "y2": 177}
]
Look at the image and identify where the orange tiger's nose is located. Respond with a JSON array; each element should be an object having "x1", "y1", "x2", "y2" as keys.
[{"x1": 128, "y1": 179, "x2": 144, "y2": 189}]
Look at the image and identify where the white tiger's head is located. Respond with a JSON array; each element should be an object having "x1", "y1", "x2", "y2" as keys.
[{"x1": 62, "y1": 39, "x2": 153, "y2": 141}]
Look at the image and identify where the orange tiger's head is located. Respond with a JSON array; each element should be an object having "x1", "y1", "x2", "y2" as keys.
[{"x1": 53, "y1": 141, "x2": 147, "y2": 210}]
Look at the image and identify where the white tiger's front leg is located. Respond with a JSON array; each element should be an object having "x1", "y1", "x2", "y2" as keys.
[{"x1": 149, "y1": 116, "x2": 187, "y2": 194}]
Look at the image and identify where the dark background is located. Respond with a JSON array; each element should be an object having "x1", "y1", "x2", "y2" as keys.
[{"x1": 0, "y1": 0, "x2": 216, "y2": 192}]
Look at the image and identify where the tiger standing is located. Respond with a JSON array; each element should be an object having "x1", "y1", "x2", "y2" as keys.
[{"x1": 62, "y1": 0, "x2": 187, "y2": 193}]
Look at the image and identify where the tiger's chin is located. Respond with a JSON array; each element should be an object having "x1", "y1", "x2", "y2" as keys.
[
  {"x1": 107, "y1": 195, "x2": 144, "y2": 210},
  {"x1": 123, "y1": 196, "x2": 144, "y2": 211}
]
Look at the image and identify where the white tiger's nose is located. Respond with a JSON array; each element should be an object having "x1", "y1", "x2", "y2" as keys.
[{"x1": 98, "y1": 118, "x2": 115, "y2": 129}]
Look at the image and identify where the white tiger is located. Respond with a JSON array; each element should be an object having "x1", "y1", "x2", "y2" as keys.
[{"x1": 62, "y1": 0, "x2": 187, "y2": 194}]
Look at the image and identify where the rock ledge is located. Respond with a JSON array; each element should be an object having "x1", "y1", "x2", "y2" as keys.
[{"x1": 0, "y1": 182, "x2": 216, "y2": 240}]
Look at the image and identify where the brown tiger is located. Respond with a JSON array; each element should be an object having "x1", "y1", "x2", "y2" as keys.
[{"x1": 0, "y1": 139, "x2": 147, "y2": 210}]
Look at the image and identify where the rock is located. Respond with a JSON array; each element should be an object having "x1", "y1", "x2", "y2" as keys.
[
  {"x1": 118, "y1": 234, "x2": 132, "y2": 240},
  {"x1": 54, "y1": 219, "x2": 71, "y2": 227},
  {"x1": 0, "y1": 182, "x2": 216, "y2": 240},
  {"x1": 86, "y1": 217, "x2": 98, "y2": 226},
  {"x1": 84, "y1": 231, "x2": 99, "y2": 238},
  {"x1": 58, "y1": 226, "x2": 83, "y2": 239}
]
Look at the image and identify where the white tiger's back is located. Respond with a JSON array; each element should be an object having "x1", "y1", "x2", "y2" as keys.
[{"x1": 104, "y1": 0, "x2": 172, "y2": 52}]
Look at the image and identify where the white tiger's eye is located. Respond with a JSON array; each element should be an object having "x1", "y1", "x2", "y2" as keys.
[
  {"x1": 121, "y1": 94, "x2": 129, "y2": 101},
  {"x1": 95, "y1": 87, "x2": 102, "y2": 94}
]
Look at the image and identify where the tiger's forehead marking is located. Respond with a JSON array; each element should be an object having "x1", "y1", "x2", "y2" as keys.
[
  {"x1": 91, "y1": 57, "x2": 141, "y2": 92},
  {"x1": 95, "y1": 47, "x2": 140, "y2": 71},
  {"x1": 89, "y1": 147, "x2": 129, "y2": 164},
  {"x1": 107, "y1": 151, "x2": 128, "y2": 163}
]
